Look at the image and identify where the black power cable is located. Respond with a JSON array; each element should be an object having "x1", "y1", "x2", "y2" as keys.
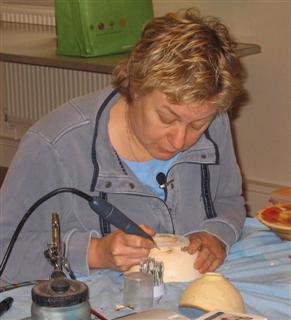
[{"x1": 0, "y1": 188, "x2": 91, "y2": 278}]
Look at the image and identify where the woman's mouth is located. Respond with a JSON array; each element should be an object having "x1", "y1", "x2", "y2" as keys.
[{"x1": 158, "y1": 147, "x2": 177, "y2": 155}]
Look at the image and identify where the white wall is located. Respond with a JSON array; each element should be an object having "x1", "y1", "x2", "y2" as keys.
[{"x1": 153, "y1": 0, "x2": 291, "y2": 214}]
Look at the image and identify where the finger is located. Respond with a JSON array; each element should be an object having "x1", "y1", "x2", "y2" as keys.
[
  {"x1": 207, "y1": 259, "x2": 221, "y2": 272},
  {"x1": 114, "y1": 229, "x2": 152, "y2": 249},
  {"x1": 187, "y1": 237, "x2": 202, "y2": 254},
  {"x1": 203, "y1": 253, "x2": 219, "y2": 272},
  {"x1": 193, "y1": 246, "x2": 210, "y2": 270},
  {"x1": 139, "y1": 224, "x2": 155, "y2": 237},
  {"x1": 198, "y1": 256, "x2": 218, "y2": 273},
  {"x1": 124, "y1": 233, "x2": 154, "y2": 250},
  {"x1": 195, "y1": 259, "x2": 211, "y2": 274},
  {"x1": 109, "y1": 244, "x2": 152, "y2": 271},
  {"x1": 107, "y1": 233, "x2": 151, "y2": 257},
  {"x1": 208, "y1": 253, "x2": 226, "y2": 272},
  {"x1": 112, "y1": 241, "x2": 151, "y2": 259},
  {"x1": 194, "y1": 247, "x2": 218, "y2": 273},
  {"x1": 112, "y1": 256, "x2": 145, "y2": 272}
]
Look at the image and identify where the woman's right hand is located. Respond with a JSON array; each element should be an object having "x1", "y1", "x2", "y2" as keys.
[{"x1": 88, "y1": 225, "x2": 155, "y2": 272}]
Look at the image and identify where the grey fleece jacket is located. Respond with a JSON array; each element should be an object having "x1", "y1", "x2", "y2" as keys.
[{"x1": 0, "y1": 87, "x2": 246, "y2": 283}]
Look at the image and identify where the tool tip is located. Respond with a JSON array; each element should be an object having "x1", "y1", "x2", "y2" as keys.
[{"x1": 152, "y1": 239, "x2": 160, "y2": 250}]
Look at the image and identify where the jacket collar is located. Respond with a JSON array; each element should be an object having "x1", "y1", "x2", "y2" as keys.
[{"x1": 176, "y1": 130, "x2": 219, "y2": 165}]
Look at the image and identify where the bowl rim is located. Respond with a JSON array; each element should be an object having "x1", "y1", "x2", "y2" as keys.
[{"x1": 256, "y1": 204, "x2": 291, "y2": 232}]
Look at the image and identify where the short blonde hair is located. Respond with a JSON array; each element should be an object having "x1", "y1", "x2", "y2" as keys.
[{"x1": 112, "y1": 8, "x2": 245, "y2": 111}]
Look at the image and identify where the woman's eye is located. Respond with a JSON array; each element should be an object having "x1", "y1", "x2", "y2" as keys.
[
  {"x1": 190, "y1": 121, "x2": 207, "y2": 131},
  {"x1": 162, "y1": 118, "x2": 174, "y2": 124},
  {"x1": 159, "y1": 113, "x2": 176, "y2": 124}
]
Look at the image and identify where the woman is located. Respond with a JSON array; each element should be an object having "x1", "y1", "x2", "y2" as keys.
[{"x1": 0, "y1": 9, "x2": 246, "y2": 283}]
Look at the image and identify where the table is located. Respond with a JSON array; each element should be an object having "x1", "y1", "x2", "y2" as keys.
[{"x1": 0, "y1": 218, "x2": 290, "y2": 320}]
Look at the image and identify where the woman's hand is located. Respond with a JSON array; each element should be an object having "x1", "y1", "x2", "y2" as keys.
[
  {"x1": 88, "y1": 224, "x2": 155, "y2": 272},
  {"x1": 186, "y1": 231, "x2": 226, "y2": 273}
]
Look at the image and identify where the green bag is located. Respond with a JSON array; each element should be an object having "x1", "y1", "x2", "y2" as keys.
[{"x1": 55, "y1": 0, "x2": 153, "y2": 57}]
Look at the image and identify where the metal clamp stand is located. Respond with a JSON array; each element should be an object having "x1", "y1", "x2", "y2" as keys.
[{"x1": 44, "y1": 212, "x2": 75, "y2": 279}]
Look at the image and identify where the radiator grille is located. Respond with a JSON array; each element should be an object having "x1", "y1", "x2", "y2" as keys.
[
  {"x1": 0, "y1": 4, "x2": 55, "y2": 26},
  {"x1": 3, "y1": 62, "x2": 112, "y2": 123}
]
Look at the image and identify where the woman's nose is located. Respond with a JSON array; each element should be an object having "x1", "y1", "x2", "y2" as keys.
[{"x1": 168, "y1": 126, "x2": 186, "y2": 150}]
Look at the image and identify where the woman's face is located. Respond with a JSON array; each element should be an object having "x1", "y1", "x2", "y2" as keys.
[{"x1": 129, "y1": 90, "x2": 217, "y2": 160}]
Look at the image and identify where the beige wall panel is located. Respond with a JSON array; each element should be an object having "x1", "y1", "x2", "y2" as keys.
[{"x1": 153, "y1": 0, "x2": 291, "y2": 188}]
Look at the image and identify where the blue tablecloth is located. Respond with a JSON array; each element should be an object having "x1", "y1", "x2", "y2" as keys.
[{"x1": 1, "y1": 218, "x2": 290, "y2": 320}]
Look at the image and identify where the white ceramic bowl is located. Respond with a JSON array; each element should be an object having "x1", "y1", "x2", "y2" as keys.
[
  {"x1": 129, "y1": 233, "x2": 200, "y2": 283},
  {"x1": 179, "y1": 272, "x2": 245, "y2": 313}
]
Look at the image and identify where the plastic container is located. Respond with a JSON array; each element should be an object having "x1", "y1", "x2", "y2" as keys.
[{"x1": 123, "y1": 272, "x2": 153, "y2": 311}]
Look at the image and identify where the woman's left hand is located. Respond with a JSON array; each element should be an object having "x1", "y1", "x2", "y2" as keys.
[{"x1": 186, "y1": 231, "x2": 226, "y2": 273}]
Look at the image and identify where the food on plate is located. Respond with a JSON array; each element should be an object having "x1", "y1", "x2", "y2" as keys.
[
  {"x1": 258, "y1": 203, "x2": 291, "y2": 227},
  {"x1": 256, "y1": 203, "x2": 291, "y2": 240}
]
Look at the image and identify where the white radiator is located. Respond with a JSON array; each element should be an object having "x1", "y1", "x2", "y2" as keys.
[
  {"x1": 3, "y1": 62, "x2": 112, "y2": 124},
  {"x1": 1, "y1": 4, "x2": 111, "y2": 127},
  {"x1": 0, "y1": 3, "x2": 55, "y2": 26}
]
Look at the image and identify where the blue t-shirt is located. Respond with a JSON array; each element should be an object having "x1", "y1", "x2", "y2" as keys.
[{"x1": 122, "y1": 154, "x2": 179, "y2": 199}]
